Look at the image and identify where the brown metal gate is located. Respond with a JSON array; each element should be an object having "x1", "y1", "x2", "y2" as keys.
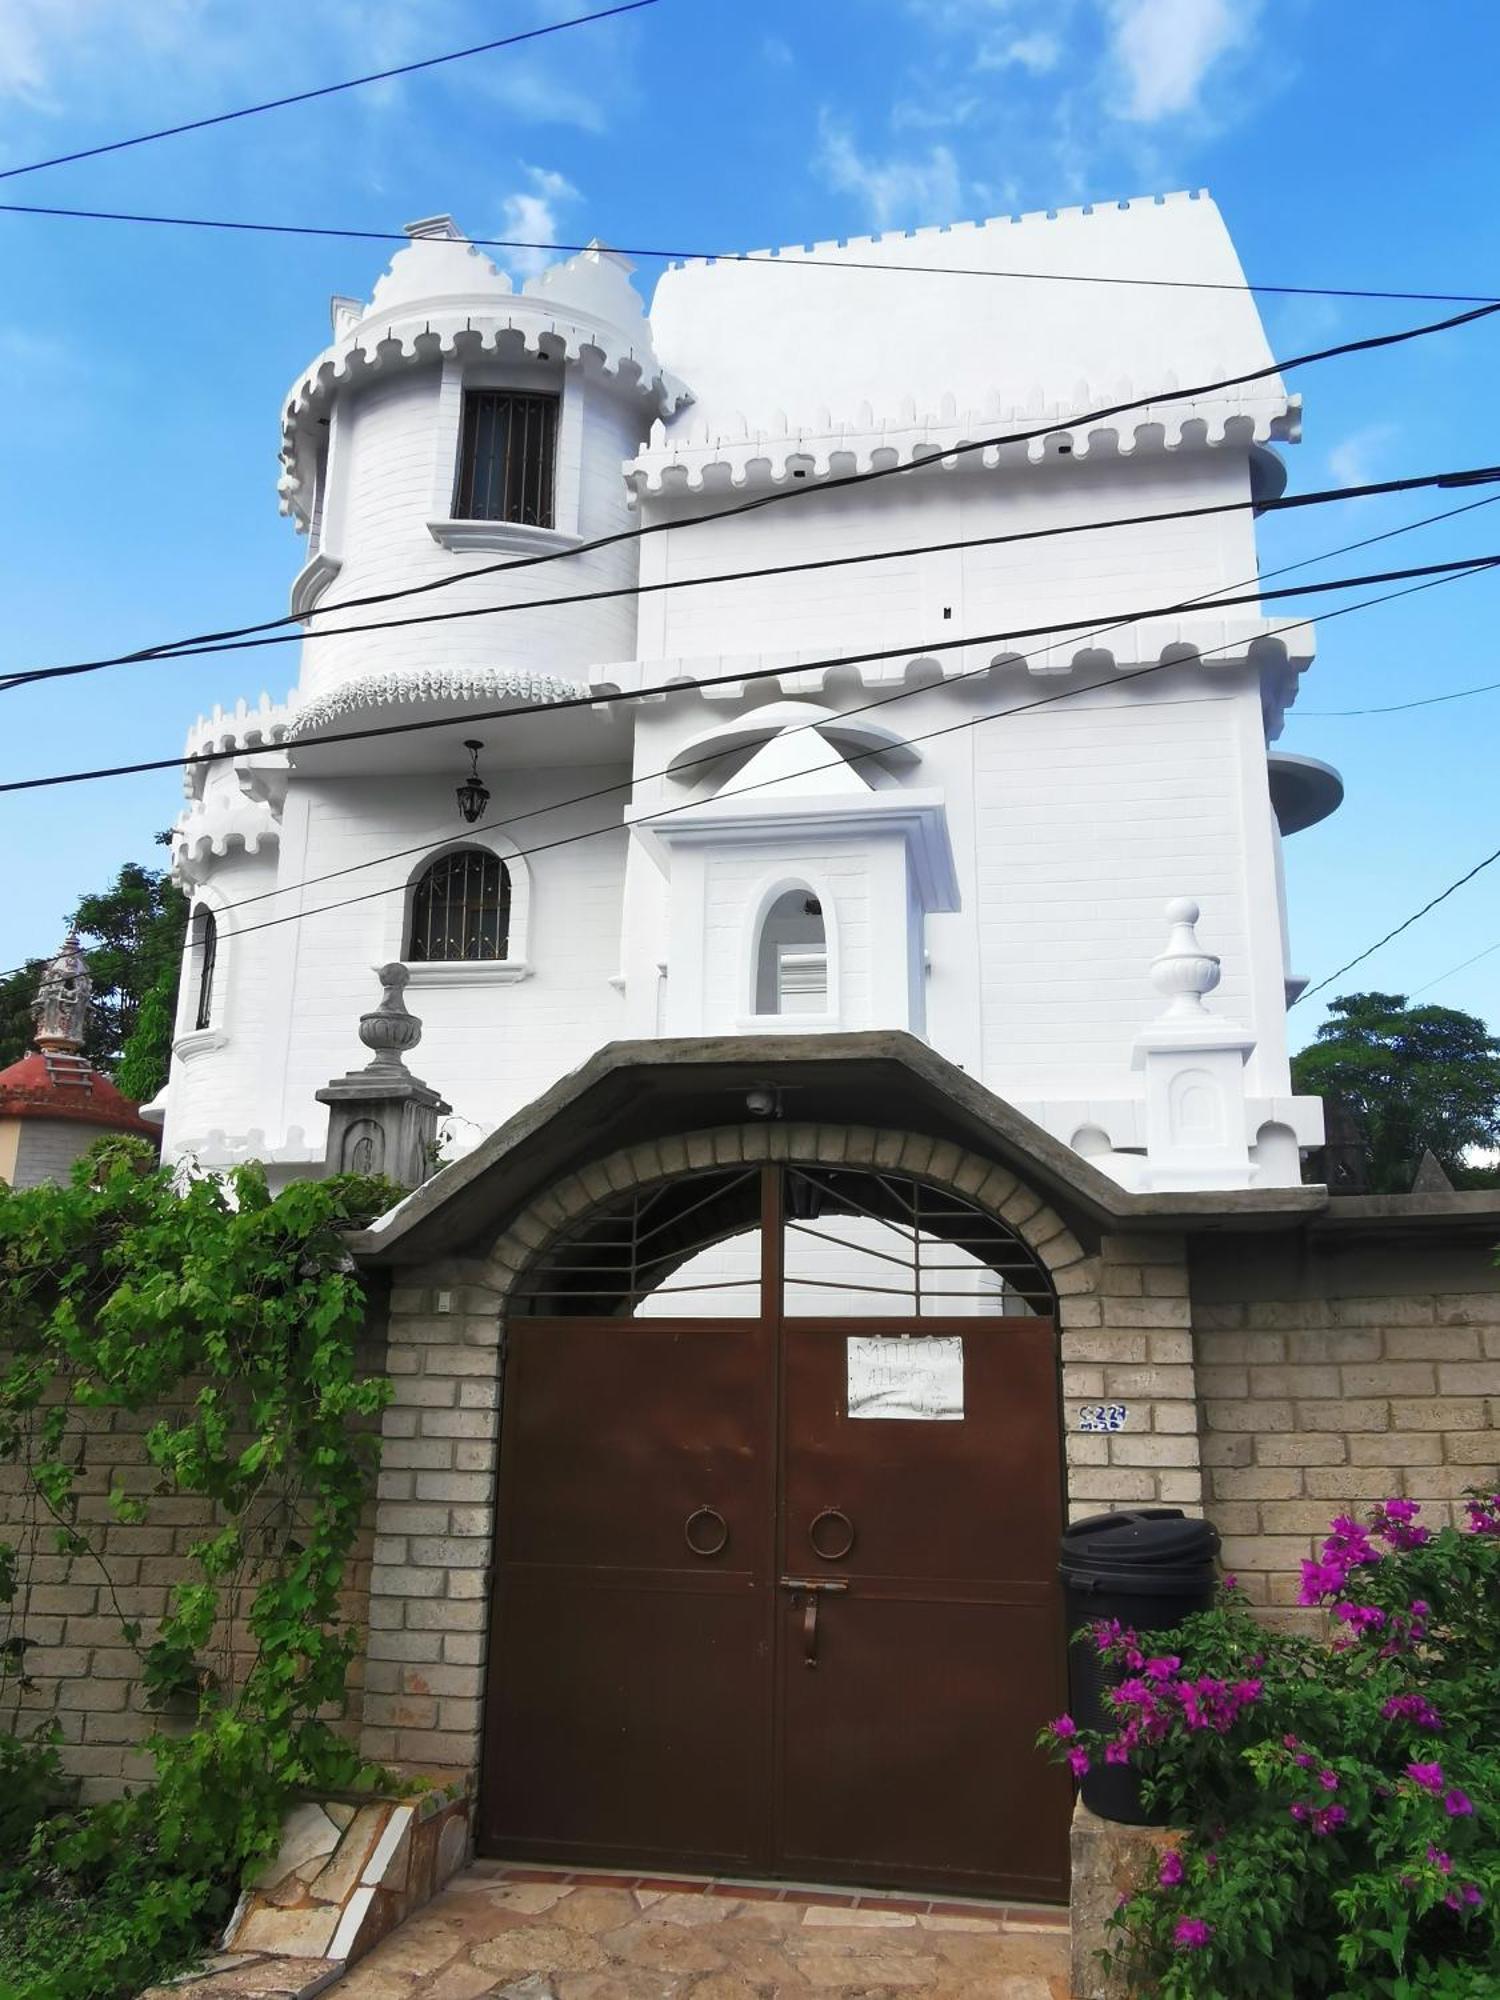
[{"x1": 479, "y1": 1160, "x2": 1070, "y2": 1899}]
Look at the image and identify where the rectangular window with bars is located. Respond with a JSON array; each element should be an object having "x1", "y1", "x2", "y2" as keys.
[{"x1": 453, "y1": 389, "x2": 559, "y2": 527}]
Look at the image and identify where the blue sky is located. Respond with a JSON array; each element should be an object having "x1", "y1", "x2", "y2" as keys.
[{"x1": 1, "y1": 0, "x2": 1499, "y2": 1048}]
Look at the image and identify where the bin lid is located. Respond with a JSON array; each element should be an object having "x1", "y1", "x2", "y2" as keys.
[{"x1": 1060, "y1": 1508, "x2": 1220, "y2": 1571}]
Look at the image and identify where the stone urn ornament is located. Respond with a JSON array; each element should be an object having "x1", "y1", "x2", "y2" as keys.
[
  {"x1": 1147, "y1": 899, "x2": 1222, "y2": 1020},
  {"x1": 358, "y1": 963, "x2": 424, "y2": 1076}
]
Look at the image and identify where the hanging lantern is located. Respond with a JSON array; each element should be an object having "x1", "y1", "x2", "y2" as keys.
[{"x1": 456, "y1": 738, "x2": 490, "y2": 825}]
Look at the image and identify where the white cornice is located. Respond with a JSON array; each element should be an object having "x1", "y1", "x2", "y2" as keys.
[{"x1": 644, "y1": 789, "x2": 961, "y2": 911}]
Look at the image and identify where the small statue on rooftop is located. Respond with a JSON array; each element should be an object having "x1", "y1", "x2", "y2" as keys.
[{"x1": 32, "y1": 935, "x2": 91, "y2": 1055}]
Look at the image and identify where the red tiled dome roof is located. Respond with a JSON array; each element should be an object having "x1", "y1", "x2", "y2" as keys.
[{"x1": 0, "y1": 1052, "x2": 156, "y2": 1137}]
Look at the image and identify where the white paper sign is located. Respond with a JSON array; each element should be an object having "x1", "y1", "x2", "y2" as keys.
[{"x1": 846, "y1": 1336, "x2": 965, "y2": 1421}]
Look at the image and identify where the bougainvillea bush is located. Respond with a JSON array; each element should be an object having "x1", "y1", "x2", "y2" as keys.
[{"x1": 1043, "y1": 1497, "x2": 1500, "y2": 1998}]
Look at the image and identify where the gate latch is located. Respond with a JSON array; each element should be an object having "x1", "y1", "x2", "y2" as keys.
[{"x1": 779, "y1": 1577, "x2": 849, "y2": 1669}]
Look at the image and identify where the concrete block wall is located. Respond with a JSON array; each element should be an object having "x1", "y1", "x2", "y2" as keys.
[
  {"x1": 971, "y1": 664, "x2": 1289, "y2": 1105},
  {"x1": 0, "y1": 1388, "x2": 375, "y2": 1801},
  {"x1": 645, "y1": 439, "x2": 1256, "y2": 669},
  {"x1": 1193, "y1": 1264, "x2": 1500, "y2": 1630},
  {"x1": 3, "y1": 1117, "x2": 104, "y2": 1190},
  {"x1": 1064, "y1": 1231, "x2": 1202, "y2": 1519}
]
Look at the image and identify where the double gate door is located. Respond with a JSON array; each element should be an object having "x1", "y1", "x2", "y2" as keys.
[{"x1": 479, "y1": 1183, "x2": 1071, "y2": 1900}]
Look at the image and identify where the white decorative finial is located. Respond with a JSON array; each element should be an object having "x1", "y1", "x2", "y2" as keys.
[{"x1": 1148, "y1": 897, "x2": 1222, "y2": 1020}]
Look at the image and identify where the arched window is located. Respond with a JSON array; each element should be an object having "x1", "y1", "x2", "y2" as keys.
[
  {"x1": 192, "y1": 906, "x2": 218, "y2": 1030},
  {"x1": 407, "y1": 848, "x2": 511, "y2": 962},
  {"x1": 755, "y1": 888, "x2": 827, "y2": 1016}
]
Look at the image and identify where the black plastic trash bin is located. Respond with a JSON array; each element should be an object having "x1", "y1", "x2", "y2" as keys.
[{"x1": 1058, "y1": 1508, "x2": 1221, "y2": 1824}]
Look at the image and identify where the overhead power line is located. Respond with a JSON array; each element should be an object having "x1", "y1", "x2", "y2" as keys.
[
  {"x1": 0, "y1": 2, "x2": 660, "y2": 184},
  {"x1": 3, "y1": 198, "x2": 1498, "y2": 307},
  {"x1": 4, "y1": 549, "x2": 1496, "y2": 799},
  {"x1": 181, "y1": 568, "x2": 1490, "y2": 954},
  {"x1": 194, "y1": 489, "x2": 1500, "y2": 929},
  {"x1": 7, "y1": 282, "x2": 1500, "y2": 696},
  {"x1": 1296, "y1": 672, "x2": 1500, "y2": 718},
  {"x1": 1410, "y1": 938, "x2": 1500, "y2": 998},
  {"x1": 8, "y1": 461, "x2": 1499, "y2": 696},
  {"x1": 1297, "y1": 844, "x2": 1500, "y2": 1006},
  {"x1": 0, "y1": 542, "x2": 1490, "y2": 988}
]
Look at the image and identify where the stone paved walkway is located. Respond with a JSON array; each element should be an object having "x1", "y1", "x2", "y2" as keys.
[{"x1": 333, "y1": 1863, "x2": 1071, "y2": 1999}]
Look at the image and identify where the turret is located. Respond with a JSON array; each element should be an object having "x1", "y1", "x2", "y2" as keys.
[{"x1": 276, "y1": 218, "x2": 690, "y2": 740}]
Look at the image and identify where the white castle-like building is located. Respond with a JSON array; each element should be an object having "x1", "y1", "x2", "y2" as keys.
[{"x1": 156, "y1": 192, "x2": 1338, "y2": 1193}]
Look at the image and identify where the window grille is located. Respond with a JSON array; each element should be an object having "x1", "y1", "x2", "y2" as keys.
[
  {"x1": 454, "y1": 390, "x2": 558, "y2": 527},
  {"x1": 512, "y1": 1164, "x2": 1053, "y2": 1318},
  {"x1": 193, "y1": 907, "x2": 218, "y2": 1031},
  {"x1": 407, "y1": 849, "x2": 511, "y2": 962}
]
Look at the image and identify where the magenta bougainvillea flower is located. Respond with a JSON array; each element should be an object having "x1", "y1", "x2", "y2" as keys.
[
  {"x1": 1158, "y1": 1849, "x2": 1184, "y2": 1888},
  {"x1": 1381, "y1": 1693, "x2": 1444, "y2": 1731},
  {"x1": 1406, "y1": 1762, "x2": 1445, "y2": 1795},
  {"x1": 1173, "y1": 1918, "x2": 1212, "y2": 1949}
]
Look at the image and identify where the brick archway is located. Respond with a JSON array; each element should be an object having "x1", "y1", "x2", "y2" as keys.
[{"x1": 360, "y1": 1123, "x2": 1200, "y2": 1779}]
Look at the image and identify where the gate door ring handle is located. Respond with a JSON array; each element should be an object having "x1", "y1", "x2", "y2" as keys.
[
  {"x1": 809, "y1": 1507, "x2": 856, "y2": 1561},
  {"x1": 684, "y1": 1505, "x2": 729, "y2": 1557}
]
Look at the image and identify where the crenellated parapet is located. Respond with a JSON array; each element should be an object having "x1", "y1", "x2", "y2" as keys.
[
  {"x1": 278, "y1": 221, "x2": 692, "y2": 530},
  {"x1": 627, "y1": 390, "x2": 1298, "y2": 498},
  {"x1": 172, "y1": 695, "x2": 296, "y2": 884}
]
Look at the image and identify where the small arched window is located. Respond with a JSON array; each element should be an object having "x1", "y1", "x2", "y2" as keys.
[
  {"x1": 407, "y1": 848, "x2": 511, "y2": 962},
  {"x1": 192, "y1": 906, "x2": 218, "y2": 1030},
  {"x1": 755, "y1": 889, "x2": 827, "y2": 1016}
]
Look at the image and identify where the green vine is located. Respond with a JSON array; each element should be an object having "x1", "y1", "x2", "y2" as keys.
[{"x1": 0, "y1": 1138, "x2": 399, "y2": 2000}]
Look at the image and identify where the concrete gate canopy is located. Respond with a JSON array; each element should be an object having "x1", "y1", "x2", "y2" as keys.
[{"x1": 346, "y1": 1029, "x2": 1325, "y2": 1274}]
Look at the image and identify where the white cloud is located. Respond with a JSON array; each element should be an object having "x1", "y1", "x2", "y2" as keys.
[
  {"x1": 762, "y1": 33, "x2": 794, "y2": 65},
  {"x1": 816, "y1": 113, "x2": 963, "y2": 231},
  {"x1": 1103, "y1": 0, "x2": 1261, "y2": 122},
  {"x1": 978, "y1": 29, "x2": 1062, "y2": 73},
  {"x1": 472, "y1": 55, "x2": 610, "y2": 134},
  {"x1": 891, "y1": 94, "x2": 981, "y2": 131},
  {"x1": 0, "y1": 0, "x2": 203, "y2": 106},
  {"x1": 497, "y1": 163, "x2": 581, "y2": 278},
  {"x1": 1328, "y1": 423, "x2": 1398, "y2": 491}
]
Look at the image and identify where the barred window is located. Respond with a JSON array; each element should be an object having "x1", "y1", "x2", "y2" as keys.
[
  {"x1": 407, "y1": 849, "x2": 511, "y2": 962},
  {"x1": 192, "y1": 906, "x2": 218, "y2": 1031},
  {"x1": 454, "y1": 390, "x2": 558, "y2": 527}
]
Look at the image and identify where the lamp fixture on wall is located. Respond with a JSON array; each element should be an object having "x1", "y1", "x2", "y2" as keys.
[{"x1": 456, "y1": 739, "x2": 490, "y2": 825}]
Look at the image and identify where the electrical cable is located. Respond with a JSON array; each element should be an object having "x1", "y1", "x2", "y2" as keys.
[
  {"x1": 6, "y1": 294, "x2": 1496, "y2": 695},
  {"x1": 3, "y1": 198, "x2": 1498, "y2": 307},
  {"x1": 9, "y1": 461, "x2": 1500, "y2": 695},
  {"x1": 1296, "y1": 673, "x2": 1500, "y2": 717},
  {"x1": 1296, "y1": 845, "x2": 1500, "y2": 1005},
  {"x1": 1410, "y1": 939, "x2": 1500, "y2": 998},
  {"x1": 5, "y1": 551, "x2": 1500, "y2": 798},
  {"x1": 194, "y1": 488, "x2": 1500, "y2": 928},
  {"x1": 189, "y1": 567, "x2": 1493, "y2": 953},
  {"x1": 0, "y1": 2, "x2": 660, "y2": 185},
  {"x1": 1, "y1": 548, "x2": 1491, "y2": 989}
]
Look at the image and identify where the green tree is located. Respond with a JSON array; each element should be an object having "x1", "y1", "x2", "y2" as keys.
[
  {"x1": 0, "y1": 961, "x2": 45, "y2": 1069},
  {"x1": 1291, "y1": 990, "x2": 1500, "y2": 1193},
  {"x1": 0, "y1": 848, "x2": 186, "y2": 1090}
]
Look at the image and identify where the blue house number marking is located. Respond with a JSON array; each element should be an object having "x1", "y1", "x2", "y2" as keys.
[{"x1": 1078, "y1": 1403, "x2": 1129, "y2": 1433}]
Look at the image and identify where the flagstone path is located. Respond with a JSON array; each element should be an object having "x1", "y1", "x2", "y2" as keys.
[{"x1": 332, "y1": 1862, "x2": 1071, "y2": 1999}]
